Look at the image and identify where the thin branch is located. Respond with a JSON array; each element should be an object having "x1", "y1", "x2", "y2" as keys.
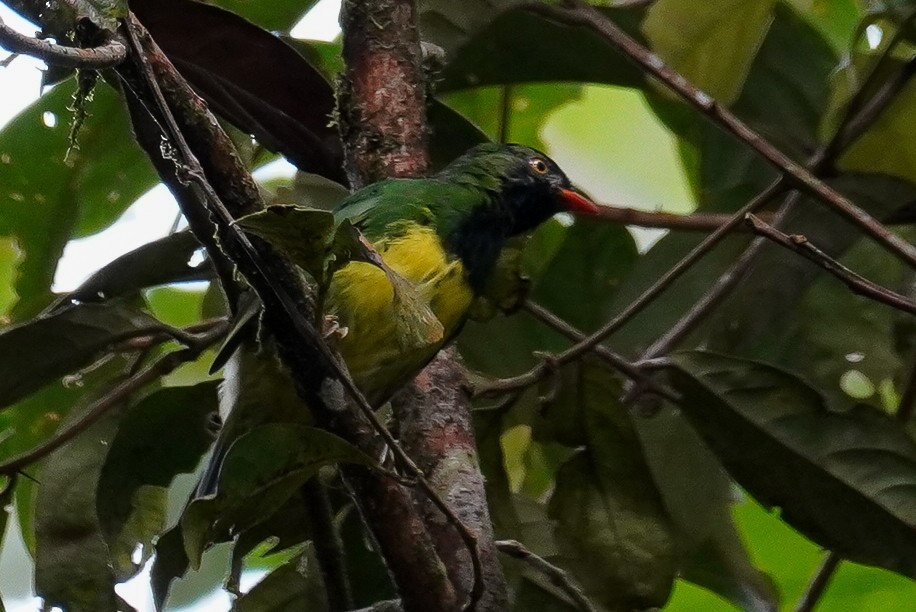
[
  {"x1": 0, "y1": 320, "x2": 228, "y2": 476},
  {"x1": 747, "y1": 214, "x2": 916, "y2": 315},
  {"x1": 495, "y1": 540, "x2": 598, "y2": 612},
  {"x1": 475, "y1": 180, "x2": 787, "y2": 395},
  {"x1": 528, "y1": 0, "x2": 916, "y2": 269},
  {"x1": 498, "y1": 85, "x2": 512, "y2": 144},
  {"x1": 484, "y1": 301, "x2": 679, "y2": 402},
  {"x1": 795, "y1": 552, "x2": 842, "y2": 612},
  {"x1": 594, "y1": 204, "x2": 771, "y2": 231},
  {"x1": 0, "y1": 16, "x2": 126, "y2": 68},
  {"x1": 628, "y1": 7, "x2": 916, "y2": 378}
]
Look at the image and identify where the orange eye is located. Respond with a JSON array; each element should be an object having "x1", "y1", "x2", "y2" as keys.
[{"x1": 529, "y1": 158, "x2": 549, "y2": 175}]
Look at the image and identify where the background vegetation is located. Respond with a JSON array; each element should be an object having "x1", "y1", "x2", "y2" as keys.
[{"x1": 0, "y1": 0, "x2": 914, "y2": 610}]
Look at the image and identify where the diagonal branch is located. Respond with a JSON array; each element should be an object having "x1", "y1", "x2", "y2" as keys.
[
  {"x1": 746, "y1": 214, "x2": 916, "y2": 315},
  {"x1": 528, "y1": 0, "x2": 916, "y2": 268}
]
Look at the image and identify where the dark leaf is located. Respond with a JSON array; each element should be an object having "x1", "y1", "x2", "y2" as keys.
[
  {"x1": 151, "y1": 525, "x2": 190, "y2": 610},
  {"x1": 210, "y1": 0, "x2": 316, "y2": 32},
  {"x1": 636, "y1": 407, "x2": 778, "y2": 612},
  {"x1": 0, "y1": 83, "x2": 158, "y2": 318},
  {"x1": 131, "y1": 0, "x2": 346, "y2": 183},
  {"x1": 34, "y1": 356, "x2": 134, "y2": 612},
  {"x1": 0, "y1": 303, "x2": 164, "y2": 409},
  {"x1": 427, "y1": 100, "x2": 490, "y2": 171},
  {"x1": 228, "y1": 487, "x2": 313, "y2": 593},
  {"x1": 181, "y1": 424, "x2": 375, "y2": 568},
  {"x1": 548, "y1": 364, "x2": 676, "y2": 610},
  {"x1": 438, "y1": 6, "x2": 645, "y2": 91},
  {"x1": 97, "y1": 383, "x2": 219, "y2": 580},
  {"x1": 237, "y1": 206, "x2": 336, "y2": 281},
  {"x1": 58, "y1": 231, "x2": 209, "y2": 308},
  {"x1": 668, "y1": 351, "x2": 916, "y2": 579}
]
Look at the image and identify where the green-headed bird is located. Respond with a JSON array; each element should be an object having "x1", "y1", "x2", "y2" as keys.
[{"x1": 206, "y1": 143, "x2": 598, "y2": 491}]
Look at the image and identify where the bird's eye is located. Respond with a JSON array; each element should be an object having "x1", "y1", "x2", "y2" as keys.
[{"x1": 529, "y1": 158, "x2": 549, "y2": 175}]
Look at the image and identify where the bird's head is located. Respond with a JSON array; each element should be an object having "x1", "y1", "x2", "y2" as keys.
[
  {"x1": 440, "y1": 143, "x2": 599, "y2": 236},
  {"x1": 437, "y1": 143, "x2": 598, "y2": 293}
]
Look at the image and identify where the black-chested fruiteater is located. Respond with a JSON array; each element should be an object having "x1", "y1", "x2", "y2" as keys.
[{"x1": 202, "y1": 143, "x2": 599, "y2": 492}]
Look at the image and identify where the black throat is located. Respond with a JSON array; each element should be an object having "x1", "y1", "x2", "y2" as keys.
[{"x1": 443, "y1": 183, "x2": 556, "y2": 294}]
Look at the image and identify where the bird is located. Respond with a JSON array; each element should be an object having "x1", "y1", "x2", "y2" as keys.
[{"x1": 205, "y1": 142, "x2": 598, "y2": 492}]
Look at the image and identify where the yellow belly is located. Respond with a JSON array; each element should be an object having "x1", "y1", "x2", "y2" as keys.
[{"x1": 324, "y1": 226, "x2": 474, "y2": 404}]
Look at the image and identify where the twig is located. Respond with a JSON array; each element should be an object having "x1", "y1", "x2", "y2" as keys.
[
  {"x1": 498, "y1": 85, "x2": 512, "y2": 144},
  {"x1": 0, "y1": 320, "x2": 228, "y2": 476},
  {"x1": 594, "y1": 205, "x2": 771, "y2": 231},
  {"x1": 794, "y1": 552, "x2": 842, "y2": 612},
  {"x1": 628, "y1": 7, "x2": 916, "y2": 382},
  {"x1": 896, "y1": 357, "x2": 916, "y2": 424},
  {"x1": 516, "y1": 301, "x2": 678, "y2": 402},
  {"x1": 474, "y1": 180, "x2": 787, "y2": 396},
  {"x1": 495, "y1": 540, "x2": 598, "y2": 612},
  {"x1": 527, "y1": 0, "x2": 916, "y2": 269},
  {"x1": 746, "y1": 214, "x2": 916, "y2": 315},
  {"x1": 0, "y1": 16, "x2": 126, "y2": 68}
]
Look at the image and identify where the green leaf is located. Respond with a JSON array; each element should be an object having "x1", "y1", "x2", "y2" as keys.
[
  {"x1": 643, "y1": 0, "x2": 777, "y2": 105},
  {"x1": 548, "y1": 364, "x2": 676, "y2": 610},
  {"x1": 97, "y1": 383, "x2": 219, "y2": 580},
  {"x1": 63, "y1": 231, "x2": 208, "y2": 306},
  {"x1": 181, "y1": 425, "x2": 375, "y2": 568},
  {"x1": 237, "y1": 206, "x2": 336, "y2": 282},
  {"x1": 0, "y1": 83, "x2": 158, "y2": 317},
  {"x1": 636, "y1": 407, "x2": 778, "y2": 612},
  {"x1": 34, "y1": 357, "x2": 134, "y2": 612},
  {"x1": 838, "y1": 75, "x2": 916, "y2": 185},
  {"x1": 212, "y1": 0, "x2": 316, "y2": 31},
  {"x1": 786, "y1": 0, "x2": 861, "y2": 51},
  {"x1": 232, "y1": 545, "x2": 329, "y2": 612},
  {"x1": 0, "y1": 303, "x2": 164, "y2": 409},
  {"x1": 438, "y1": 6, "x2": 645, "y2": 91},
  {"x1": 419, "y1": 0, "x2": 517, "y2": 55},
  {"x1": 667, "y1": 351, "x2": 916, "y2": 579}
]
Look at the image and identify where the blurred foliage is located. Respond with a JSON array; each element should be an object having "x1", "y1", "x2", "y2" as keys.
[{"x1": 1, "y1": 0, "x2": 915, "y2": 611}]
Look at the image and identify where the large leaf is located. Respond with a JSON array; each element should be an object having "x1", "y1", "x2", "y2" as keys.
[
  {"x1": 181, "y1": 424, "x2": 375, "y2": 568},
  {"x1": 211, "y1": 0, "x2": 316, "y2": 32},
  {"x1": 0, "y1": 303, "x2": 164, "y2": 409},
  {"x1": 667, "y1": 351, "x2": 916, "y2": 579},
  {"x1": 97, "y1": 383, "x2": 219, "y2": 580},
  {"x1": 131, "y1": 0, "x2": 346, "y2": 183},
  {"x1": 61, "y1": 231, "x2": 209, "y2": 306},
  {"x1": 547, "y1": 365, "x2": 676, "y2": 610},
  {"x1": 34, "y1": 357, "x2": 134, "y2": 612},
  {"x1": 636, "y1": 407, "x2": 779, "y2": 612},
  {"x1": 0, "y1": 83, "x2": 158, "y2": 317},
  {"x1": 437, "y1": 5, "x2": 645, "y2": 91},
  {"x1": 643, "y1": 0, "x2": 777, "y2": 105}
]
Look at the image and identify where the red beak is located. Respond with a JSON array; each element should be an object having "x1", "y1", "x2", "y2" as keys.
[{"x1": 559, "y1": 188, "x2": 600, "y2": 214}]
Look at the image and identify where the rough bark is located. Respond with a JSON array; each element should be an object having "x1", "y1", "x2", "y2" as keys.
[
  {"x1": 393, "y1": 348, "x2": 509, "y2": 610},
  {"x1": 337, "y1": 0, "x2": 509, "y2": 608},
  {"x1": 338, "y1": 0, "x2": 430, "y2": 187}
]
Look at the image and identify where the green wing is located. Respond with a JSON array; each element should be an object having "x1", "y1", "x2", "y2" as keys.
[{"x1": 333, "y1": 177, "x2": 478, "y2": 242}]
